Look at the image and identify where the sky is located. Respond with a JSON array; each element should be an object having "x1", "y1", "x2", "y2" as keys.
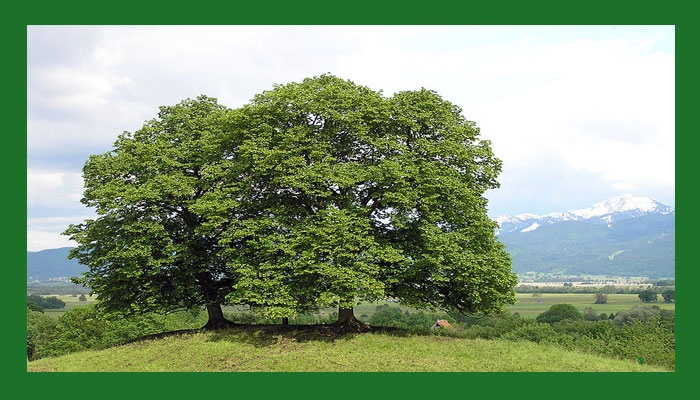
[{"x1": 27, "y1": 25, "x2": 675, "y2": 251}]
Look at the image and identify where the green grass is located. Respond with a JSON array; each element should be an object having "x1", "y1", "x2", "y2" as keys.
[
  {"x1": 508, "y1": 293, "x2": 675, "y2": 318},
  {"x1": 26, "y1": 326, "x2": 668, "y2": 372}
]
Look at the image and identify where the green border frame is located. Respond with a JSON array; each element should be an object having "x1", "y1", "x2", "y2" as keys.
[{"x1": 7, "y1": 0, "x2": 695, "y2": 397}]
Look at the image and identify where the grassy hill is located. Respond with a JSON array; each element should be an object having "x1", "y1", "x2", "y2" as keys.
[{"x1": 27, "y1": 326, "x2": 668, "y2": 372}]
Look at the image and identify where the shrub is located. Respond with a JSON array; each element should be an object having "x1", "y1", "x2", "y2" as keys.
[
  {"x1": 27, "y1": 301, "x2": 44, "y2": 313},
  {"x1": 370, "y1": 307, "x2": 407, "y2": 328},
  {"x1": 27, "y1": 294, "x2": 66, "y2": 309},
  {"x1": 594, "y1": 292, "x2": 607, "y2": 304},
  {"x1": 582, "y1": 307, "x2": 598, "y2": 321},
  {"x1": 614, "y1": 305, "x2": 661, "y2": 327},
  {"x1": 27, "y1": 308, "x2": 57, "y2": 360},
  {"x1": 662, "y1": 289, "x2": 675, "y2": 303},
  {"x1": 536, "y1": 304, "x2": 583, "y2": 324},
  {"x1": 29, "y1": 305, "x2": 207, "y2": 360},
  {"x1": 638, "y1": 289, "x2": 658, "y2": 303}
]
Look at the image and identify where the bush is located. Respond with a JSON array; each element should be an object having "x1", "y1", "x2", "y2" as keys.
[
  {"x1": 638, "y1": 289, "x2": 658, "y2": 303},
  {"x1": 370, "y1": 307, "x2": 407, "y2": 328},
  {"x1": 28, "y1": 305, "x2": 208, "y2": 360},
  {"x1": 614, "y1": 305, "x2": 661, "y2": 327},
  {"x1": 27, "y1": 294, "x2": 66, "y2": 309},
  {"x1": 582, "y1": 307, "x2": 599, "y2": 321},
  {"x1": 27, "y1": 308, "x2": 57, "y2": 360},
  {"x1": 536, "y1": 304, "x2": 583, "y2": 324},
  {"x1": 662, "y1": 289, "x2": 675, "y2": 303},
  {"x1": 594, "y1": 292, "x2": 607, "y2": 304},
  {"x1": 27, "y1": 301, "x2": 44, "y2": 313}
]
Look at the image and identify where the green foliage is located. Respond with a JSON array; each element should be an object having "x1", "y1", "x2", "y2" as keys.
[
  {"x1": 638, "y1": 289, "x2": 658, "y2": 303},
  {"x1": 613, "y1": 305, "x2": 662, "y2": 327},
  {"x1": 662, "y1": 289, "x2": 675, "y2": 303},
  {"x1": 27, "y1": 294, "x2": 66, "y2": 309},
  {"x1": 78, "y1": 294, "x2": 87, "y2": 301},
  {"x1": 594, "y1": 292, "x2": 607, "y2": 304},
  {"x1": 27, "y1": 308, "x2": 57, "y2": 359},
  {"x1": 370, "y1": 307, "x2": 407, "y2": 328},
  {"x1": 27, "y1": 301, "x2": 44, "y2": 313},
  {"x1": 536, "y1": 304, "x2": 583, "y2": 324},
  {"x1": 64, "y1": 96, "x2": 239, "y2": 324},
  {"x1": 220, "y1": 75, "x2": 515, "y2": 317},
  {"x1": 28, "y1": 304, "x2": 207, "y2": 361},
  {"x1": 65, "y1": 76, "x2": 515, "y2": 322},
  {"x1": 366, "y1": 306, "x2": 449, "y2": 329},
  {"x1": 457, "y1": 313, "x2": 674, "y2": 369},
  {"x1": 582, "y1": 307, "x2": 599, "y2": 321}
]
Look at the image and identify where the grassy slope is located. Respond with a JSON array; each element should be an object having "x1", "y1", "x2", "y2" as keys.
[{"x1": 27, "y1": 327, "x2": 668, "y2": 372}]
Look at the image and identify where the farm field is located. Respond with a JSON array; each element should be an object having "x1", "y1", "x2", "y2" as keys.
[
  {"x1": 507, "y1": 293, "x2": 675, "y2": 318},
  {"x1": 26, "y1": 328, "x2": 669, "y2": 372},
  {"x1": 35, "y1": 294, "x2": 99, "y2": 319},
  {"x1": 34, "y1": 293, "x2": 673, "y2": 321}
]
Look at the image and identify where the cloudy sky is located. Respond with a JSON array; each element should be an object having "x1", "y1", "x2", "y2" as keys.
[{"x1": 27, "y1": 25, "x2": 675, "y2": 251}]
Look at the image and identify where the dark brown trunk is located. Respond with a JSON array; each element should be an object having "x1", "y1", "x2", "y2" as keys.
[
  {"x1": 203, "y1": 302, "x2": 231, "y2": 330},
  {"x1": 337, "y1": 307, "x2": 356, "y2": 324},
  {"x1": 335, "y1": 306, "x2": 368, "y2": 331},
  {"x1": 282, "y1": 317, "x2": 289, "y2": 325},
  {"x1": 197, "y1": 270, "x2": 233, "y2": 330}
]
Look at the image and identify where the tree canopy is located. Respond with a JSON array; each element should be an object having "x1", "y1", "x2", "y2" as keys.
[
  {"x1": 65, "y1": 96, "x2": 239, "y2": 328},
  {"x1": 638, "y1": 289, "x2": 658, "y2": 303},
  {"x1": 536, "y1": 304, "x2": 583, "y2": 324},
  {"x1": 66, "y1": 75, "x2": 517, "y2": 329}
]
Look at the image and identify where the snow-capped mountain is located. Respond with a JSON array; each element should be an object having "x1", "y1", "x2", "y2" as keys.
[
  {"x1": 496, "y1": 195, "x2": 674, "y2": 235},
  {"x1": 495, "y1": 195, "x2": 675, "y2": 278}
]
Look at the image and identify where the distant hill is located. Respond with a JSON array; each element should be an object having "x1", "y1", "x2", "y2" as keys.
[
  {"x1": 28, "y1": 195, "x2": 674, "y2": 281},
  {"x1": 27, "y1": 247, "x2": 86, "y2": 282},
  {"x1": 496, "y1": 195, "x2": 675, "y2": 278}
]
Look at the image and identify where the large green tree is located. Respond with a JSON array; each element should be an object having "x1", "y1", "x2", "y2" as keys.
[
  {"x1": 221, "y1": 75, "x2": 517, "y2": 326},
  {"x1": 65, "y1": 96, "x2": 241, "y2": 329},
  {"x1": 66, "y1": 75, "x2": 516, "y2": 330}
]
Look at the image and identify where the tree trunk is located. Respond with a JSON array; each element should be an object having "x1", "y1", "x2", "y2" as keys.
[
  {"x1": 282, "y1": 317, "x2": 289, "y2": 325},
  {"x1": 203, "y1": 302, "x2": 232, "y2": 330},
  {"x1": 197, "y1": 270, "x2": 233, "y2": 330},
  {"x1": 335, "y1": 306, "x2": 368, "y2": 331}
]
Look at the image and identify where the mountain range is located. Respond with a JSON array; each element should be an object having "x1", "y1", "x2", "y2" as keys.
[
  {"x1": 27, "y1": 195, "x2": 675, "y2": 281},
  {"x1": 496, "y1": 195, "x2": 675, "y2": 278},
  {"x1": 27, "y1": 247, "x2": 84, "y2": 282}
]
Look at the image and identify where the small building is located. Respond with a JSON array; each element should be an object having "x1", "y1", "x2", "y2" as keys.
[{"x1": 431, "y1": 319, "x2": 452, "y2": 329}]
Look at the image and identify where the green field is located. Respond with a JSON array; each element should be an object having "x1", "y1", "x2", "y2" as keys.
[
  {"x1": 34, "y1": 292, "x2": 674, "y2": 322},
  {"x1": 26, "y1": 327, "x2": 668, "y2": 372},
  {"x1": 34, "y1": 294, "x2": 99, "y2": 319},
  {"x1": 224, "y1": 294, "x2": 674, "y2": 322},
  {"x1": 507, "y1": 293, "x2": 675, "y2": 318}
]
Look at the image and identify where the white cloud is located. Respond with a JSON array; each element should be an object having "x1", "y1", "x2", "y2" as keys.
[
  {"x1": 27, "y1": 230, "x2": 77, "y2": 252},
  {"x1": 27, "y1": 168, "x2": 84, "y2": 208},
  {"x1": 27, "y1": 26, "x2": 675, "y2": 237}
]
